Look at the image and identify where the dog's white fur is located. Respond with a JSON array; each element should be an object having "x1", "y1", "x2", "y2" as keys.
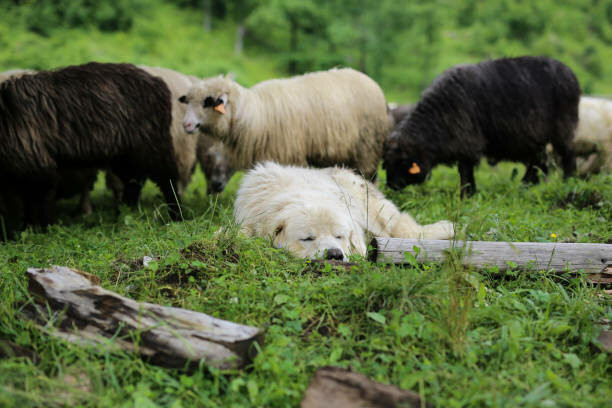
[{"x1": 234, "y1": 162, "x2": 455, "y2": 260}]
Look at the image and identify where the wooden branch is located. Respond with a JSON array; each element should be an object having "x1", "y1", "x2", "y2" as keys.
[
  {"x1": 301, "y1": 366, "x2": 429, "y2": 408},
  {"x1": 369, "y1": 238, "x2": 612, "y2": 274},
  {"x1": 25, "y1": 266, "x2": 263, "y2": 370}
]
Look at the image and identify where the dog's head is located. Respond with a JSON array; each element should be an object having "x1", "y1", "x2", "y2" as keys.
[{"x1": 271, "y1": 204, "x2": 366, "y2": 261}]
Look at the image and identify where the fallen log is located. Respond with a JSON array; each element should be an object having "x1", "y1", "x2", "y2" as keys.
[
  {"x1": 25, "y1": 266, "x2": 263, "y2": 370},
  {"x1": 369, "y1": 238, "x2": 612, "y2": 274},
  {"x1": 300, "y1": 366, "x2": 429, "y2": 408}
]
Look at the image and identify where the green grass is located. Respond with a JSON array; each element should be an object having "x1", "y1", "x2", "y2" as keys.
[{"x1": 0, "y1": 162, "x2": 610, "y2": 407}]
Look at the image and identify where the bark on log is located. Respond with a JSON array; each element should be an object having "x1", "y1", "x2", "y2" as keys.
[
  {"x1": 369, "y1": 238, "x2": 612, "y2": 274},
  {"x1": 301, "y1": 366, "x2": 429, "y2": 408},
  {"x1": 25, "y1": 266, "x2": 263, "y2": 370}
]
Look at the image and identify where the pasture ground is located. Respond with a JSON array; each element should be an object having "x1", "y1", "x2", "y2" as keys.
[{"x1": 0, "y1": 163, "x2": 610, "y2": 407}]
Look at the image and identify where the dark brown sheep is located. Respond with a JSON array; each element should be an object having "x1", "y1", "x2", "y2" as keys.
[
  {"x1": 0, "y1": 62, "x2": 180, "y2": 226},
  {"x1": 383, "y1": 56, "x2": 580, "y2": 196}
]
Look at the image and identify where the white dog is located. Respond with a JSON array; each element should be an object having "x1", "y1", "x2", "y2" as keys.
[{"x1": 234, "y1": 162, "x2": 455, "y2": 260}]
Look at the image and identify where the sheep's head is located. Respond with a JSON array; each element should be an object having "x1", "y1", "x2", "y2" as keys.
[
  {"x1": 382, "y1": 131, "x2": 430, "y2": 190},
  {"x1": 179, "y1": 75, "x2": 235, "y2": 139},
  {"x1": 203, "y1": 144, "x2": 235, "y2": 194}
]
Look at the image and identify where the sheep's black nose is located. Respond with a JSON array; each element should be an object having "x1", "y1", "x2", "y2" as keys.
[{"x1": 325, "y1": 248, "x2": 344, "y2": 260}]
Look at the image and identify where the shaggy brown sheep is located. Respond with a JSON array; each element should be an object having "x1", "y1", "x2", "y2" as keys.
[{"x1": 0, "y1": 62, "x2": 179, "y2": 226}]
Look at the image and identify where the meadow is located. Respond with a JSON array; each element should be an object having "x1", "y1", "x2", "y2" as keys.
[
  {"x1": 1, "y1": 163, "x2": 610, "y2": 407},
  {"x1": 1, "y1": 1, "x2": 611, "y2": 406}
]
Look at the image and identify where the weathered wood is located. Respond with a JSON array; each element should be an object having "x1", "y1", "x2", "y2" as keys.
[
  {"x1": 25, "y1": 266, "x2": 263, "y2": 369},
  {"x1": 369, "y1": 238, "x2": 612, "y2": 274},
  {"x1": 301, "y1": 366, "x2": 429, "y2": 408}
]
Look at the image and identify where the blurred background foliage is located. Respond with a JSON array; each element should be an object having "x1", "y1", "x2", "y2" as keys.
[{"x1": 0, "y1": 0, "x2": 610, "y2": 101}]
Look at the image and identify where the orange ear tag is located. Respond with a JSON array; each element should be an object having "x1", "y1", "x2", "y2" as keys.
[
  {"x1": 214, "y1": 103, "x2": 226, "y2": 114},
  {"x1": 409, "y1": 162, "x2": 421, "y2": 174}
]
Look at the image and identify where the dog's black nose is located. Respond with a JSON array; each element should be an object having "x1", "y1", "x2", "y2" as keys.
[
  {"x1": 325, "y1": 248, "x2": 344, "y2": 260},
  {"x1": 210, "y1": 180, "x2": 224, "y2": 192}
]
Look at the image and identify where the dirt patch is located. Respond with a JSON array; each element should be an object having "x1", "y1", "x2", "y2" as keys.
[
  {"x1": 181, "y1": 240, "x2": 240, "y2": 264},
  {"x1": 303, "y1": 259, "x2": 359, "y2": 275},
  {"x1": 302, "y1": 315, "x2": 339, "y2": 338}
]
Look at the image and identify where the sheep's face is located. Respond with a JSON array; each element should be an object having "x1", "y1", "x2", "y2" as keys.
[
  {"x1": 383, "y1": 133, "x2": 430, "y2": 190},
  {"x1": 203, "y1": 148, "x2": 235, "y2": 194},
  {"x1": 179, "y1": 76, "x2": 234, "y2": 139}
]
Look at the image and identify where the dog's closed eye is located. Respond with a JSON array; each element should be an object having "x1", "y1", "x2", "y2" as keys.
[{"x1": 300, "y1": 236, "x2": 315, "y2": 242}]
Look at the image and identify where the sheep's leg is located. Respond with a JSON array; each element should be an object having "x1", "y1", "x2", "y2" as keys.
[
  {"x1": 522, "y1": 163, "x2": 538, "y2": 184},
  {"x1": 79, "y1": 190, "x2": 93, "y2": 216},
  {"x1": 522, "y1": 150, "x2": 549, "y2": 184},
  {"x1": 23, "y1": 187, "x2": 56, "y2": 228},
  {"x1": 122, "y1": 178, "x2": 145, "y2": 206},
  {"x1": 551, "y1": 123, "x2": 577, "y2": 179},
  {"x1": 458, "y1": 161, "x2": 476, "y2": 197},
  {"x1": 156, "y1": 178, "x2": 182, "y2": 221},
  {"x1": 554, "y1": 142, "x2": 576, "y2": 179}
]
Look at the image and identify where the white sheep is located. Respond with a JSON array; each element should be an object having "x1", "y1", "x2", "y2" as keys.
[{"x1": 180, "y1": 68, "x2": 390, "y2": 180}]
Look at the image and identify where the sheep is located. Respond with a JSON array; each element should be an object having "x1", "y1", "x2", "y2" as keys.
[
  {"x1": 105, "y1": 66, "x2": 202, "y2": 203},
  {"x1": 383, "y1": 56, "x2": 580, "y2": 196},
  {"x1": 569, "y1": 96, "x2": 612, "y2": 175},
  {"x1": 0, "y1": 62, "x2": 179, "y2": 227},
  {"x1": 0, "y1": 69, "x2": 97, "y2": 219},
  {"x1": 179, "y1": 68, "x2": 390, "y2": 180},
  {"x1": 196, "y1": 134, "x2": 235, "y2": 194}
]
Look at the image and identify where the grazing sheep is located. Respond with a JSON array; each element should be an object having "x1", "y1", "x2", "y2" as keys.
[
  {"x1": 196, "y1": 134, "x2": 235, "y2": 194},
  {"x1": 180, "y1": 68, "x2": 390, "y2": 180},
  {"x1": 0, "y1": 62, "x2": 179, "y2": 226},
  {"x1": 383, "y1": 56, "x2": 580, "y2": 196},
  {"x1": 569, "y1": 96, "x2": 612, "y2": 175},
  {"x1": 235, "y1": 162, "x2": 455, "y2": 260}
]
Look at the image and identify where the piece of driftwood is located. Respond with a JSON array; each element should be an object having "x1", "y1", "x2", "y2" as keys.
[
  {"x1": 25, "y1": 266, "x2": 263, "y2": 369},
  {"x1": 370, "y1": 238, "x2": 612, "y2": 274},
  {"x1": 300, "y1": 366, "x2": 429, "y2": 408}
]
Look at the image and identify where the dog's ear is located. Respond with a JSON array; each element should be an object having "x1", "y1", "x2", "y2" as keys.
[
  {"x1": 274, "y1": 224, "x2": 284, "y2": 237},
  {"x1": 271, "y1": 221, "x2": 286, "y2": 249}
]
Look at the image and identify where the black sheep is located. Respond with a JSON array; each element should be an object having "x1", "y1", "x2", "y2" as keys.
[
  {"x1": 383, "y1": 56, "x2": 580, "y2": 196},
  {"x1": 0, "y1": 62, "x2": 180, "y2": 227}
]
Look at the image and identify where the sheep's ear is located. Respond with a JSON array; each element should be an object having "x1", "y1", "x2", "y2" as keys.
[
  {"x1": 178, "y1": 95, "x2": 187, "y2": 104},
  {"x1": 214, "y1": 103, "x2": 226, "y2": 114},
  {"x1": 409, "y1": 162, "x2": 421, "y2": 174}
]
